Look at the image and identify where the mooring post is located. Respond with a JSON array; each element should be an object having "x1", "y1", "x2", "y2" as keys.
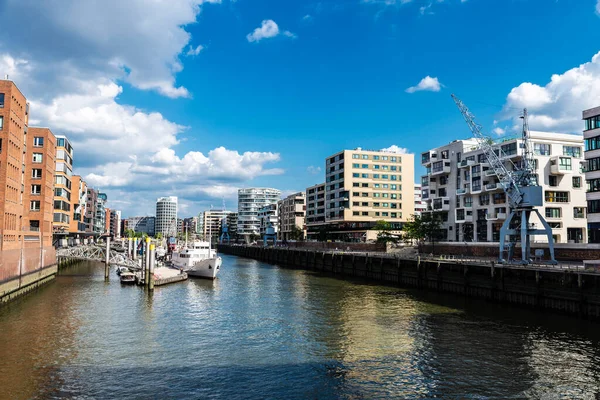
[
  {"x1": 133, "y1": 238, "x2": 138, "y2": 261},
  {"x1": 104, "y1": 237, "x2": 110, "y2": 280},
  {"x1": 145, "y1": 237, "x2": 151, "y2": 287},
  {"x1": 128, "y1": 237, "x2": 132, "y2": 259},
  {"x1": 149, "y1": 243, "x2": 155, "y2": 291}
]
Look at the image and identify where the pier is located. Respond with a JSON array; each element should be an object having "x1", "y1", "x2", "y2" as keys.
[{"x1": 219, "y1": 245, "x2": 600, "y2": 319}]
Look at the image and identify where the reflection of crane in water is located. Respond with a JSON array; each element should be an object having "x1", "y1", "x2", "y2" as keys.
[{"x1": 451, "y1": 94, "x2": 557, "y2": 264}]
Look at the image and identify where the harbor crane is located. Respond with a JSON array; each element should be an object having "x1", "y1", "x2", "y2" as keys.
[{"x1": 451, "y1": 94, "x2": 557, "y2": 264}]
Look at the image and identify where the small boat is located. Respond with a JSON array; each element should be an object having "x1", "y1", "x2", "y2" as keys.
[
  {"x1": 115, "y1": 266, "x2": 129, "y2": 276},
  {"x1": 120, "y1": 271, "x2": 136, "y2": 284},
  {"x1": 171, "y1": 240, "x2": 221, "y2": 280}
]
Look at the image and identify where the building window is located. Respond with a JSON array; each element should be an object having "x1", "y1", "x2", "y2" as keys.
[
  {"x1": 586, "y1": 136, "x2": 600, "y2": 151},
  {"x1": 374, "y1": 165, "x2": 380, "y2": 170},
  {"x1": 362, "y1": 174, "x2": 368, "y2": 178},
  {"x1": 534, "y1": 143, "x2": 551, "y2": 156},
  {"x1": 362, "y1": 183, "x2": 368, "y2": 188},
  {"x1": 382, "y1": 156, "x2": 388, "y2": 161},
  {"x1": 362, "y1": 212, "x2": 368, "y2": 216},
  {"x1": 353, "y1": 183, "x2": 359, "y2": 187},
  {"x1": 382, "y1": 193, "x2": 389, "y2": 198},
  {"x1": 382, "y1": 212, "x2": 389, "y2": 217},
  {"x1": 0, "y1": 93, "x2": 4, "y2": 108},
  {"x1": 574, "y1": 207, "x2": 586, "y2": 219},
  {"x1": 362, "y1": 155, "x2": 369, "y2": 159},
  {"x1": 374, "y1": 193, "x2": 380, "y2": 198},
  {"x1": 391, "y1": 157, "x2": 397, "y2": 162},
  {"x1": 545, "y1": 208, "x2": 561, "y2": 218},
  {"x1": 573, "y1": 176, "x2": 581, "y2": 188},
  {"x1": 374, "y1": 202, "x2": 380, "y2": 207},
  {"x1": 352, "y1": 163, "x2": 359, "y2": 168},
  {"x1": 391, "y1": 212, "x2": 397, "y2": 218},
  {"x1": 362, "y1": 202, "x2": 368, "y2": 206},
  {"x1": 353, "y1": 211, "x2": 359, "y2": 216},
  {"x1": 32, "y1": 153, "x2": 43, "y2": 163},
  {"x1": 362, "y1": 193, "x2": 368, "y2": 197},
  {"x1": 464, "y1": 197, "x2": 473, "y2": 207},
  {"x1": 563, "y1": 146, "x2": 581, "y2": 158},
  {"x1": 548, "y1": 176, "x2": 558, "y2": 187},
  {"x1": 391, "y1": 194, "x2": 397, "y2": 199},
  {"x1": 31, "y1": 184, "x2": 42, "y2": 195},
  {"x1": 373, "y1": 174, "x2": 380, "y2": 179},
  {"x1": 34, "y1": 137, "x2": 44, "y2": 147},
  {"x1": 0, "y1": 116, "x2": 3, "y2": 130},
  {"x1": 32, "y1": 169, "x2": 42, "y2": 179},
  {"x1": 391, "y1": 175, "x2": 397, "y2": 181},
  {"x1": 30, "y1": 200, "x2": 41, "y2": 211},
  {"x1": 353, "y1": 154, "x2": 359, "y2": 159},
  {"x1": 353, "y1": 173, "x2": 359, "y2": 178},
  {"x1": 545, "y1": 191, "x2": 569, "y2": 203},
  {"x1": 373, "y1": 155, "x2": 379, "y2": 160},
  {"x1": 588, "y1": 178, "x2": 600, "y2": 192},
  {"x1": 382, "y1": 174, "x2": 389, "y2": 179},
  {"x1": 588, "y1": 200, "x2": 600, "y2": 214},
  {"x1": 559, "y1": 157, "x2": 572, "y2": 171},
  {"x1": 390, "y1": 166, "x2": 397, "y2": 171},
  {"x1": 585, "y1": 115, "x2": 600, "y2": 131}
]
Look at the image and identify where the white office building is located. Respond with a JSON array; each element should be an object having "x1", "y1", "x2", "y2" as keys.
[
  {"x1": 155, "y1": 196, "x2": 178, "y2": 237},
  {"x1": 237, "y1": 188, "x2": 281, "y2": 236},
  {"x1": 414, "y1": 183, "x2": 427, "y2": 216},
  {"x1": 421, "y1": 132, "x2": 587, "y2": 243}
]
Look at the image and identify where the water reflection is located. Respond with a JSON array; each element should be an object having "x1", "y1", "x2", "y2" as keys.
[{"x1": 0, "y1": 257, "x2": 599, "y2": 399}]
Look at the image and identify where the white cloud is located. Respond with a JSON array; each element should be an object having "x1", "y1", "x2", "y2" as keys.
[
  {"x1": 307, "y1": 166, "x2": 321, "y2": 175},
  {"x1": 0, "y1": 0, "x2": 223, "y2": 99},
  {"x1": 500, "y1": 51, "x2": 600, "y2": 133},
  {"x1": 0, "y1": 1, "x2": 289, "y2": 217},
  {"x1": 597, "y1": 0, "x2": 600, "y2": 15},
  {"x1": 246, "y1": 19, "x2": 295, "y2": 42},
  {"x1": 493, "y1": 127, "x2": 506, "y2": 136},
  {"x1": 380, "y1": 145, "x2": 411, "y2": 154},
  {"x1": 405, "y1": 76, "x2": 442, "y2": 93},
  {"x1": 186, "y1": 45, "x2": 205, "y2": 56}
]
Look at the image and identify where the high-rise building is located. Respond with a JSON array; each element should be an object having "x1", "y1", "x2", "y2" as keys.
[
  {"x1": 277, "y1": 192, "x2": 306, "y2": 241},
  {"x1": 584, "y1": 106, "x2": 600, "y2": 243},
  {"x1": 320, "y1": 148, "x2": 415, "y2": 241},
  {"x1": 414, "y1": 183, "x2": 427, "y2": 216},
  {"x1": 203, "y1": 209, "x2": 232, "y2": 241},
  {"x1": 421, "y1": 132, "x2": 587, "y2": 243},
  {"x1": 85, "y1": 188, "x2": 98, "y2": 234},
  {"x1": 225, "y1": 212, "x2": 238, "y2": 240},
  {"x1": 53, "y1": 135, "x2": 74, "y2": 235},
  {"x1": 237, "y1": 188, "x2": 281, "y2": 236},
  {"x1": 197, "y1": 212, "x2": 204, "y2": 235},
  {"x1": 183, "y1": 217, "x2": 199, "y2": 237},
  {"x1": 305, "y1": 183, "x2": 326, "y2": 240},
  {"x1": 155, "y1": 196, "x2": 178, "y2": 237},
  {"x1": 110, "y1": 209, "x2": 121, "y2": 238},
  {"x1": 70, "y1": 175, "x2": 87, "y2": 234},
  {"x1": 97, "y1": 192, "x2": 108, "y2": 234},
  {"x1": 124, "y1": 216, "x2": 156, "y2": 236},
  {"x1": 25, "y1": 128, "x2": 56, "y2": 246}
]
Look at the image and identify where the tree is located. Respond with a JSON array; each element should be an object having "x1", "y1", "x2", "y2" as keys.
[
  {"x1": 155, "y1": 232, "x2": 163, "y2": 240},
  {"x1": 403, "y1": 213, "x2": 444, "y2": 252},
  {"x1": 374, "y1": 220, "x2": 399, "y2": 244},
  {"x1": 290, "y1": 225, "x2": 304, "y2": 241}
]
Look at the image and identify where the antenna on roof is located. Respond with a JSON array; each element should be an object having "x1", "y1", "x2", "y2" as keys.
[{"x1": 4, "y1": 75, "x2": 8, "y2": 80}]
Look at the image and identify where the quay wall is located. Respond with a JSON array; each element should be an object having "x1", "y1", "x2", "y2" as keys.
[
  {"x1": 419, "y1": 242, "x2": 600, "y2": 262},
  {"x1": 0, "y1": 246, "x2": 58, "y2": 305},
  {"x1": 219, "y1": 245, "x2": 600, "y2": 320}
]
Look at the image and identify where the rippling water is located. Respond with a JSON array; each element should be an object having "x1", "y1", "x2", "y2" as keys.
[{"x1": 1, "y1": 255, "x2": 599, "y2": 399}]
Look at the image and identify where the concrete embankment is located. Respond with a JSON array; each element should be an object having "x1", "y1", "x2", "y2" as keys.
[{"x1": 219, "y1": 245, "x2": 600, "y2": 320}]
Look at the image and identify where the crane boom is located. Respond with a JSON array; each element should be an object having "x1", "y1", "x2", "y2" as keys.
[{"x1": 450, "y1": 94, "x2": 523, "y2": 207}]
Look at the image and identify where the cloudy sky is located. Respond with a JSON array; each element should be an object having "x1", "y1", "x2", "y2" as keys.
[{"x1": 1, "y1": 0, "x2": 600, "y2": 218}]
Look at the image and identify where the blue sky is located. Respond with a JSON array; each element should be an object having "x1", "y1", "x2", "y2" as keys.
[{"x1": 2, "y1": 0, "x2": 600, "y2": 217}]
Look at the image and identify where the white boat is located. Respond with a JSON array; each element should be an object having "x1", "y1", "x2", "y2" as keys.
[{"x1": 171, "y1": 240, "x2": 221, "y2": 280}]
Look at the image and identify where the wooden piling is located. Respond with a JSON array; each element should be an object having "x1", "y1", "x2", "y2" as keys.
[
  {"x1": 149, "y1": 244, "x2": 155, "y2": 291},
  {"x1": 144, "y1": 237, "x2": 151, "y2": 287},
  {"x1": 104, "y1": 237, "x2": 110, "y2": 280}
]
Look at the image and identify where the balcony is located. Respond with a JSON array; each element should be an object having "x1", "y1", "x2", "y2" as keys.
[
  {"x1": 458, "y1": 159, "x2": 476, "y2": 168},
  {"x1": 455, "y1": 210, "x2": 473, "y2": 223},
  {"x1": 432, "y1": 197, "x2": 450, "y2": 211},
  {"x1": 471, "y1": 185, "x2": 482, "y2": 194},
  {"x1": 549, "y1": 156, "x2": 573, "y2": 175},
  {"x1": 486, "y1": 212, "x2": 507, "y2": 221},
  {"x1": 484, "y1": 169, "x2": 497, "y2": 177},
  {"x1": 456, "y1": 188, "x2": 469, "y2": 196},
  {"x1": 431, "y1": 163, "x2": 451, "y2": 176},
  {"x1": 422, "y1": 151, "x2": 437, "y2": 165}
]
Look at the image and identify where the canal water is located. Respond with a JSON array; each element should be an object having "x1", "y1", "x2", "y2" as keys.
[{"x1": 1, "y1": 255, "x2": 600, "y2": 399}]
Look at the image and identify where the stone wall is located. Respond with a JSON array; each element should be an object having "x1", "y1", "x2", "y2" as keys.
[
  {"x1": 219, "y1": 244, "x2": 600, "y2": 320},
  {"x1": 0, "y1": 246, "x2": 58, "y2": 303}
]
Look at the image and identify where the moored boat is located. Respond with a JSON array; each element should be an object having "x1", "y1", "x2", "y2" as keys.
[
  {"x1": 171, "y1": 240, "x2": 221, "y2": 280},
  {"x1": 120, "y1": 271, "x2": 136, "y2": 284}
]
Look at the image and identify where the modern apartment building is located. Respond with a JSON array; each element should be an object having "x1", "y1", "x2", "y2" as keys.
[
  {"x1": 25, "y1": 127, "x2": 57, "y2": 243},
  {"x1": 85, "y1": 188, "x2": 98, "y2": 234},
  {"x1": 421, "y1": 132, "x2": 587, "y2": 243},
  {"x1": 183, "y1": 216, "x2": 199, "y2": 236},
  {"x1": 197, "y1": 212, "x2": 204, "y2": 235},
  {"x1": 155, "y1": 196, "x2": 178, "y2": 236},
  {"x1": 237, "y1": 188, "x2": 281, "y2": 236},
  {"x1": 53, "y1": 135, "x2": 74, "y2": 234},
  {"x1": 583, "y1": 106, "x2": 600, "y2": 243},
  {"x1": 277, "y1": 192, "x2": 306, "y2": 241},
  {"x1": 414, "y1": 183, "x2": 427, "y2": 216},
  {"x1": 124, "y1": 216, "x2": 155, "y2": 236},
  {"x1": 305, "y1": 183, "x2": 326, "y2": 240},
  {"x1": 109, "y1": 209, "x2": 121, "y2": 238},
  {"x1": 321, "y1": 148, "x2": 415, "y2": 241},
  {"x1": 70, "y1": 175, "x2": 87, "y2": 234},
  {"x1": 97, "y1": 192, "x2": 108, "y2": 234},
  {"x1": 258, "y1": 203, "x2": 278, "y2": 237},
  {"x1": 226, "y1": 212, "x2": 238, "y2": 239},
  {"x1": 202, "y1": 209, "x2": 232, "y2": 241}
]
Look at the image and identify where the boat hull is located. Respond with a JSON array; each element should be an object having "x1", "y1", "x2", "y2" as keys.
[{"x1": 186, "y1": 257, "x2": 222, "y2": 280}]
